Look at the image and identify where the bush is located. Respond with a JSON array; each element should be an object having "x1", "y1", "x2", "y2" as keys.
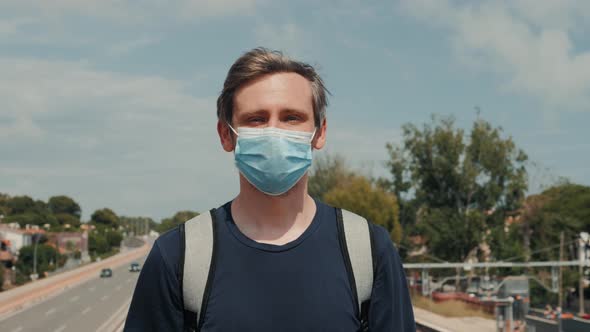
[
  {"x1": 88, "y1": 232, "x2": 109, "y2": 255},
  {"x1": 88, "y1": 229, "x2": 123, "y2": 260},
  {"x1": 16, "y1": 244, "x2": 60, "y2": 281},
  {"x1": 106, "y1": 231, "x2": 123, "y2": 248}
]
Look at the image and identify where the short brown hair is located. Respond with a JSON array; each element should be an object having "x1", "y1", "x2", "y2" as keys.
[{"x1": 217, "y1": 47, "x2": 329, "y2": 127}]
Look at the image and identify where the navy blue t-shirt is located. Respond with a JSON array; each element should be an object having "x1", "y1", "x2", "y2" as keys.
[{"x1": 124, "y1": 200, "x2": 415, "y2": 331}]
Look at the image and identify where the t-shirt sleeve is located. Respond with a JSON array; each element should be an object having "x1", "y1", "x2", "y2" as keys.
[
  {"x1": 124, "y1": 232, "x2": 184, "y2": 332},
  {"x1": 368, "y1": 224, "x2": 416, "y2": 331}
]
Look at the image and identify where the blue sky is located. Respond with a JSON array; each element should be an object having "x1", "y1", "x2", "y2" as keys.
[{"x1": 1, "y1": 0, "x2": 589, "y2": 221}]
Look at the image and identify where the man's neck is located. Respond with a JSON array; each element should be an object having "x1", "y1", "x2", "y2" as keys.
[{"x1": 231, "y1": 174, "x2": 316, "y2": 245}]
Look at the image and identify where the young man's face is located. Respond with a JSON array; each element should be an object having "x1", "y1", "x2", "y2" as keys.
[{"x1": 219, "y1": 72, "x2": 326, "y2": 152}]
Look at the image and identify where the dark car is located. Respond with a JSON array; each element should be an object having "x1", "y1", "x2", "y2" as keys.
[
  {"x1": 100, "y1": 268, "x2": 113, "y2": 278},
  {"x1": 129, "y1": 262, "x2": 141, "y2": 272}
]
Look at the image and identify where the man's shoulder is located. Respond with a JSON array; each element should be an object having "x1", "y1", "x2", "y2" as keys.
[
  {"x1": 156, "y1": 225, "x2": 181, "y2": 245},
  {"x1": 152, "y1": 206, "x2": 226, "y2": 266},
  {"x1": 368, "y1": 223, "x2": 404, "y2": 271},
  {"x1": 318, "y1": 201, "x2": 400, "y2": 261},
  {"x1": 153, "y1": 226, "x2": 182, "y2": 266}
]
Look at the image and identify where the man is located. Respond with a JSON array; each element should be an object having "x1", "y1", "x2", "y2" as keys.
[{"x1": 124, "y1": 48, "x2": 415, "y2": 331}]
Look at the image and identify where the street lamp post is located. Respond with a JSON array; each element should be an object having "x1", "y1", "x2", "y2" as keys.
[
  {"x1": 579, "y1": 232, "x2": 589, "y2": 316},
  {"x1": 32, "y1": 233, "x2": 40, "y2": 279}
]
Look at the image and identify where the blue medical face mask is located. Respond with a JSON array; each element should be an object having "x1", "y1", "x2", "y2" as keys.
[{"x1": 228, "y1": 124, "x2": 316, "y2": 196}]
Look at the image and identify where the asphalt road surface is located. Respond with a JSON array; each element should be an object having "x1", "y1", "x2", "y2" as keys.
[{"x1": 0, "y1": 256, "x2": 146, "y2": 332}]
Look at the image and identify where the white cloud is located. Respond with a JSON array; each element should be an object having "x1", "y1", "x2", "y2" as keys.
[
  {"x1": 0, "y1": 113, "x2": 43, "y2": 139},
  {"x1": 105, "y1": 36, "x2": 161, "y2": 56},
  {"x1": 322, "y1": 125, "x2": 402, "y2": 179},
  {"x1": 254, "y1": 23, "x2": 306, "y2": 57},
  {"x1": 1, "y1": 0, "x2": 261, "y2": 22},
  {"x1": 400, "y1": 0, "x2": 590, "y2": 111},
  {"x1": 181, "y1": 0, "x2": 260, "y2": 18},
  {"x1": 0, "y1": 0, "x2": 264, "y2": 48},
  {"x1": 0, "y1": 17, "x2": 37, "y2": 37},
  {"x1": 0, "y1": 57, "x2": 238, "y2": 219},
  {"x1": 0, "y1": 57, "x2": 209, "y2": 132}
]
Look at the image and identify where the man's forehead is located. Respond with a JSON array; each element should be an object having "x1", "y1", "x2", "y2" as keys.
[{"x1": 233, "y1": 72, "x2": 313, "y2": 112}]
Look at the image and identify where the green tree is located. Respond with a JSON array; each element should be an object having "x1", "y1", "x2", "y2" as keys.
[
  {"x1": 88, "y1": 232, "x2": 109, "y2": 255},
  {"x1": 539, "y1": 183, "x2": 590, "y2": 229},
  {"x1": 323, "y1": 175, "x2": 402, "y2": 244},
  {"x1": 55, "y1": 213, "x2": 81, "y2": 228},
  {"x1": 16, "y1": 244, "x2": 61, "y2": 280},
  {"x1": 384, "y1": 115, "x2": 528, "y2": 262},
  {"x1": 414, "y1": 207, "x2": 486, "y2": 262},
  {"x1": 157, "y1": 211, "x2": 199, "y2": 233},
  {"x1": 3, "y1": 212, "x2": 58, "y2": 228},
  {"x1": 91, "y1": 208, "x2": 119, "y2": 227},
  {"x1": 106, "y1": 231, "x2": 123, "y2": 248},
  {"x1": 0, "y1": 193, "x2": 10, "y2": 217},
  {"x1": 6, "y1": 196, "x2": 35, "y2": 215},
  {"x1": 2, "y1": 196, "x2": 59, "y2": 228},
  {"x1": 523, "y1": 183, "x2": 590, "y2": 261},
  {"x1": 48, "y1": 196, "x2": 81, "y2": 220},
  {"x1": 308, "y1": 154, "x2": 353, "y2": 199}
]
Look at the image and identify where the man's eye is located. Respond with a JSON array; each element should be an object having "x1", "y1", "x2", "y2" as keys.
[
  {"x1": 286, "y1": 115, "x2": 300, "y2": 122},
  {"x1": 249, "y1": 118, "x2": 264, "y2": 123}
]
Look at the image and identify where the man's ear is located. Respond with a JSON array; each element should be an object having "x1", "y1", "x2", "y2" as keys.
[
  {"x1": 312, "y1": 119, "x2": 327, "y2": 150},
  {"x1": 217, "y1": 121, "x2": 235, "y2": 152}
]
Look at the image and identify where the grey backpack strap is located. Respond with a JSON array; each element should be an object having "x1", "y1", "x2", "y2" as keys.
[
  {"x1": 336, "y1": 208, "x2": 374, "y2": 330},
  {"x1": 182, "y1": 209, "x2": 217, "y2": 331}
]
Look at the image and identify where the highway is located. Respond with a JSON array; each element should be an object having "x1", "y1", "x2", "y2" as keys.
[{"x1": 0, "y1": 257, "x2": 145, "y2": 332}]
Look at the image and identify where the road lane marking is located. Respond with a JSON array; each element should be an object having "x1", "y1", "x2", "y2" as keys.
[
  {"x1": 82, "y1": 307, "x2": 92, "y2": 315},
  {"x1": 126, "y1": 278, "x2": 132, "y2": 283},
  {"x1": 88, "y1": 286, "x2": 96, "y2": 292},
  {"x1": 96, "y1": 299, "x2": 132, "y2": 332},
  {"x1": 10, "y1": 327, "x2": 23, "y2": 332},
  {"x1": 45, "y1": 308, "x2": 56, "y2": 316},
  {"x1": 54, "y1": 325, "x2": 67, "y2": 332},
  {"x1": 116, "y1": 285, "x2": 122, "y2": 291},
  {"x1": 101, "y1": 295, "x2": 109, "y2": 301},
  {"x1": 69, "y1": 295, "x2": 80, "y2": 302}
]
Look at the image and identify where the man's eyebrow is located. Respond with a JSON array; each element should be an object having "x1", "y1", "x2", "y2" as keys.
[
  {"x1": 236, "y1": 108, "x2": 309, "y2": 118},
  {"x1": 281, "y1": 108, "x2": 309, "y2": 115},
  {"x1": 237, "y1": 109, "x2": 269, "y2": 117}
]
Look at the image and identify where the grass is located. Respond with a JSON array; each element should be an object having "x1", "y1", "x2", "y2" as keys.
[{"x1": 412, "y1": 294, "x2": 494, "y2": 319}]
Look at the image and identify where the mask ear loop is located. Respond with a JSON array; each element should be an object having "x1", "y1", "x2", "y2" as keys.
[
  {"x1": 309, "y1": 127, "x2": 318, "y2": 152},
  {"x1": 226, "y1": 122, "x2": 239, "y2": 151},
  {"x1": 226, "y1": 122, "x2": 239, "y2": 136},
  {"x1": 310, "y1": 127, "x2": 317, "y2": 144}
]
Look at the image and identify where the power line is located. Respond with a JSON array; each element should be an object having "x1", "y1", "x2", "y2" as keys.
[
  {"x1": 502, "y1": 239, "x2": 578, "y2": 262},
  {"x1": 398, "y1": 244, "x2": 448, "y2": 263}
]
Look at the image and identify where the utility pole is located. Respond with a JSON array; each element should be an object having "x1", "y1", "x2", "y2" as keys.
[
  {"x1": 579, "y1": 232, "x2": 588, "y2": 316},
  {"x1": 580, "y1": 262, "x2": 585, "y2": 316},
  {"x1": 559, "y1": 232, "x2": 564, "y2": 309},
  {"x1": 32, "y1": 233, "x2": 40, "y2": 279}
]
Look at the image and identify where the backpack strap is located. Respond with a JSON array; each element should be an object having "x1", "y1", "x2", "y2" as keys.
[
  {"x1": 336, "y1": 208, "x2": 375, "y2": 331},
  {"x1": 182, "y1": 209, "x2": 218, "y2": 332}
]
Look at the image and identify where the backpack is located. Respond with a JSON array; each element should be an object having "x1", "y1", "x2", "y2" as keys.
[{"x1": 178, "y1": 207, "x2": 377, "y2": 332}]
